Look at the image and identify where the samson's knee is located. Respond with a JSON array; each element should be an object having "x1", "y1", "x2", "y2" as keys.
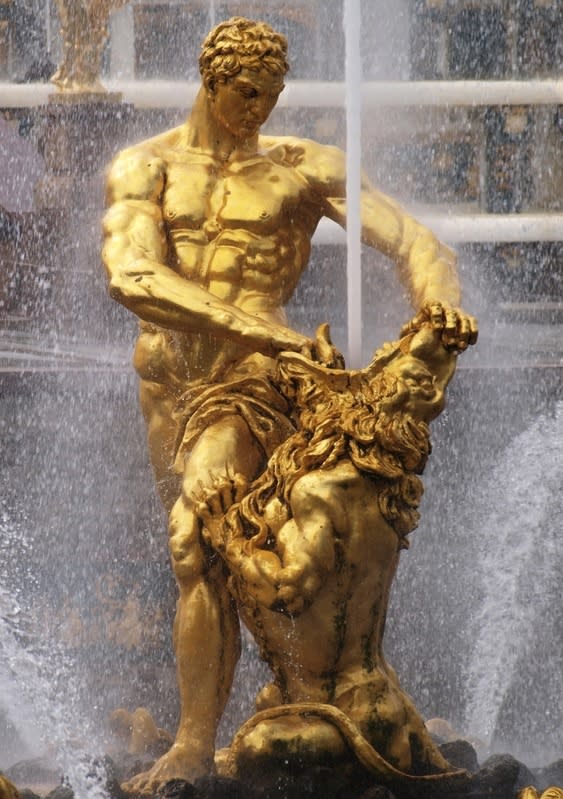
[{"x1": 168, "y1": 497, "x2": 207, "y2": 582}]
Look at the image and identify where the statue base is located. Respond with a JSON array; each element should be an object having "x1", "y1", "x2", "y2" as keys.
[
  {"x1": 33, "y1": 99, "x2": 134, "y2": 206},
  {"x1": 217, "y1": 702, "x2": 471, "y2": 799},
  {"x1": 3, "y1": 746, "x2": 563, "y2": 799}
]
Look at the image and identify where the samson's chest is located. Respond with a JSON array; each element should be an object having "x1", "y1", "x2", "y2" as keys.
[{"x1": 163, "y1": 155, "x2": 311, "y2": 235}]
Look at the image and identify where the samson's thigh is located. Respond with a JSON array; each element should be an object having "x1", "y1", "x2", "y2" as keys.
[
  {"x1": 169, "y1": 416, "x2": 264, "y2": 582},
  {"x1": 181, "y1": 415, "x2": 266, "y2": 498}
]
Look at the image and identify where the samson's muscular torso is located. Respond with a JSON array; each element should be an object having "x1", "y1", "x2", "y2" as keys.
[
  {"x1": 164, "y1": 144, "x2": 317, "y2": 302},
  {"x1": 121, "y1": 130, "x2": 327, "y2": 385}
]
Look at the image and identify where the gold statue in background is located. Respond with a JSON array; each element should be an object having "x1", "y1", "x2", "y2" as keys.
[
  {"x1": 103, "y1": 16, "x2": 477, "y2": 794},
  {"x1": 0, "y1": 775, "x2": 20, "y2": 799},
  {"x1": 51, "y1": 0, "x2": 129, "y2": 93}
]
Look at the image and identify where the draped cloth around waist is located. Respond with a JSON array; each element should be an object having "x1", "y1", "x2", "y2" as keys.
[{"x1": 172, "y1": 353, "x2": 296, "y2": 474}]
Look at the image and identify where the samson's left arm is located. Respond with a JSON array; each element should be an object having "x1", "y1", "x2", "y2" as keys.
[{"x1": 298, "y1": 140, "x2": 478, "y2": 349}]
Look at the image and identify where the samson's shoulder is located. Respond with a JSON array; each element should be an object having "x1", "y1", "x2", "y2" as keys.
[
  {"x1": 258, "y1": 134, "x2": 345, "y2": 190},
  {"x1": 106, "y1": 125, "x2": 188, "y2": 202}
]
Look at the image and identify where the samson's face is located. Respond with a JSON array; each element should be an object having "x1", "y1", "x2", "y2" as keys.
[
  {"x1": 383, "y1": 356, "x2": 445, "y2": 421},
  {"x1": 209, "y1": 67, "x2": 285, "y2": 140}
]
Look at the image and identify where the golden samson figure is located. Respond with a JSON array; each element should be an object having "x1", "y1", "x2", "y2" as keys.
[{"x1": 102, "y1": 16, "x2": 478, "y2": 795}]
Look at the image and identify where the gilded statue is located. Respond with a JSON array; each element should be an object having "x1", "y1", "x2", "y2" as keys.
[
  {"x1": 102, "y1": 16, "x2": 478, "y2": 794},
  {"x1": 51, "y1": 0, "x2": 129, "y2": 93}
]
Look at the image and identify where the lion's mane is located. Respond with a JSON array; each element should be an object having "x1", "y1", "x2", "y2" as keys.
[{"x1": 222, "y1": 359, "x2": 432, "y2": 552}]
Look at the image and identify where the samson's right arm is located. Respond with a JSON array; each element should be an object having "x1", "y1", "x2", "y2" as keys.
[{"x1": 102, "y1": 148, "x2": 310, "y2": 355}]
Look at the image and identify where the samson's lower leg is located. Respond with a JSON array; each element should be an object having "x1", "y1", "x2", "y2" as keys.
[
  {"x1": 123, "y1": 416, "x2": 265, "y2": 793},
  {"x1": 169, "y1": 416, "x2": 265, "y2": 766},
  {"x1": 168, "y1": 496, "x2": 241, "y2": 771}
]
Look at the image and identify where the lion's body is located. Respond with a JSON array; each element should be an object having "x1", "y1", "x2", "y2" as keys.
[
  {"x1": 192, "y1": 325, "x2": 468, "y2": 784},
  {"x1": 224, "y1": 458, "x2": 456, "y2": 777}
]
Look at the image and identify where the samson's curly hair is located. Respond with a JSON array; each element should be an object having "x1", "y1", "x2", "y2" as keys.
[
  {"x1": 199, "y1": 17, "x2": 289, "y2": 87},
  {"x1": 223, "y1": 361, "x2": 432, "y2": 553}
]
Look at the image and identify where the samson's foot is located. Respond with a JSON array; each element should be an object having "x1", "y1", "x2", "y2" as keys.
[{"x1": 122, "y1": 743, "x2": 211, "y2": 795}]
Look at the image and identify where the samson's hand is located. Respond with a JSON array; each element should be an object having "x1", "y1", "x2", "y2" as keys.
[{"x1": 400, "y1": 302, "x2": 478, "y2": 352}]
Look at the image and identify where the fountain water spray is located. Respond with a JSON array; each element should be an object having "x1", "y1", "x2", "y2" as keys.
[
  {"x1": 0, "y1": 510, "x2": 110, "y2": 798},
  {"x1": 464, "y1": 402, "x2": 563, "y2": 761}
]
